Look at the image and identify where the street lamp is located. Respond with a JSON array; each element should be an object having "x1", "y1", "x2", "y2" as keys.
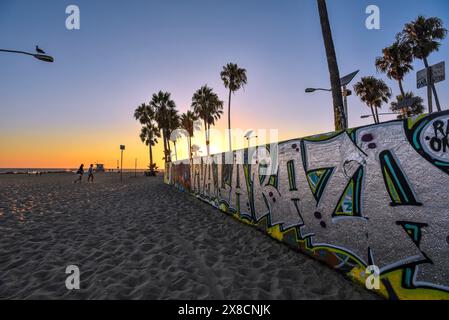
[
  {"x1": 244, "y1": 130, "x2": 258, "y2": 149},
  {"x1": 305, "y1": 70, "x2": 359, "y2": 129},
  {"x1": 305, "y1": 88, "x2": 332, "y2": 93},
  {"x1": 0, "y1": 49, "x2": 54, "y2": 63},
  {"x1": 361, "y1": 112, "x2": 396, "y2": 119},
  {"x1": 120, "y1": 145, "x2": 125, "y2": 182}
]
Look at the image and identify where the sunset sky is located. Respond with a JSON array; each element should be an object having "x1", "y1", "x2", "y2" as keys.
[{"x1": 1, "y1": 0, "x2": 448, "y2": 169}]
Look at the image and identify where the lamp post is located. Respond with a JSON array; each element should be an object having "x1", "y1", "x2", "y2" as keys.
[
  {"x1": 305, "y1": 70, "x2": 359, "y2": 129},
  {"x1": 244, "y1": 130, "x2": 258, "y2": 149},
  {"x1": 360, "y1": 112, "x2": 396, "y2": 119},
  {"x1": 305, "y1": 88, "x2": 331, "y2": 93},
  {"x1": 0, "y1": 49, "x2": 54, "y2": 63},
  {"x1": 120, "y1": 145, "x2": 125, "y2": 182}
]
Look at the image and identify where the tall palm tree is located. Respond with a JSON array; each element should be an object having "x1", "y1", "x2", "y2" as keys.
[
  {"x1": 220, "y1": 63, "x2": 247, "y2": 151},
  {"x1": 139, "y1": 124, "x2": 160, "y2": 174},
  {"x1": 134, "y1": 103, "x2": 160, "y2": 174},
  {"x1": 390, "y1": 92, "x2": 424, "y2": 119},
  {"x1": 170, "y1": 129, "x2": 183, "y2": 162},
  {"x1": 375, "y1": 40, "x2": 413, "y2": 97},
  {"x1": 401, "y1": 16, "x2": 447, "y2": 112},
  {"x1": 354, "y1": 76, "x2": 392, "y2": 124},
  {"x1": 134, "y1": 102, "x2": 155, "y2": 126},
  {"x1": 317, "y1": 0, "x2": 345, "y2": 130},
  {"x1": 180, "y1": 111, "x2": 199, "y2": 160},
  {"x1": 149, "y1": 91, "x2": 178, "y2": 162},
  {"x1": 191, "y1": 85, "x2": 223, "y2": 156}
]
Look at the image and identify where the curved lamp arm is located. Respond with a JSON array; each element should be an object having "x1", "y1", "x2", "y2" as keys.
[{"x1": 0, "y1": 49, "x2": 54, "y2": 62}]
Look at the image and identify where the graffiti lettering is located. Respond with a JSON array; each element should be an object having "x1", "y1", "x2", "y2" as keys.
[{"x1": 166, "y1": 111, "x2": 449, "y2": 300}]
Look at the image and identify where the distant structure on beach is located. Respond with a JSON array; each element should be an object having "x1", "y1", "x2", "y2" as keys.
[{"x1": 95, "y1": 163, "x2": 105, "y2": 172}]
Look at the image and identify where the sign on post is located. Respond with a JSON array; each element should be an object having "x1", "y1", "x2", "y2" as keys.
[
  {"x1": 120, "y1": 145, "x2": 125, "y2": 150},
  {"x1": 417, "y1": 61, "x2": 445, "y2": 89}
]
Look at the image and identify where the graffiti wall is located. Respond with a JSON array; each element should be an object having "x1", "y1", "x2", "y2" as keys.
[{"x1": 165, "y1": 111, "x2": 449, "y2": 300}]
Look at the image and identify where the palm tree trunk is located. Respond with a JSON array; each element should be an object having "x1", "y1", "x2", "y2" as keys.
[
  {"x1": 228, "y1": 88, "x2": 232, "y2": 152},
  {"x1": 166, "y1": 131, "x2": 172, "y2": 162},
  {"x1": 161, "y1": 130, "x2": 168, "y2": 162},
  {"x1": 375, "y1": 107, "x2": 380, "y2": 124},
  {"x1": 207, "y1": 123, "x2": 211, "y2": 156},
  {"x1": 317, "y1": 0, "x2": 345, "y2": 131},
  {"x1": 149, "y1": 144, "x2": 154, "y2": 173},
  {"x1": 173, "y1": 141, "x2": 177, "y2": 162},
  {"x1": 188, "y1": 136, "x2": 192, "y2": 160},
  {"x1": 398, "y1": 79, "x2": 405, "y2": 96},
  {"x1": 204, "y1": 120, "x2": 209, "y2": 156},
  {"x1": 423, "y1": 57, "x2": 441, "y2": 112},
  {"x1": 370, "y1": 105, "x2": 377, "y2": 124},
  {"x1": 398, "y1": 80, "x2": 407, "y2": 117}
]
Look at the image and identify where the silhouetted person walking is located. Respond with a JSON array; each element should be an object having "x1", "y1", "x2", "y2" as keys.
[
  {"x1": 87, "y1": 164, "x2": 94, "y2": 183},
  {"x1": 74, "y1": 164, "x2": 84, "y2": 183}
]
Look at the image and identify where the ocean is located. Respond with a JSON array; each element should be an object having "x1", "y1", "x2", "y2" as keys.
[{"x1": 0, "y1": 168, "x2": 150, "y2": 174}]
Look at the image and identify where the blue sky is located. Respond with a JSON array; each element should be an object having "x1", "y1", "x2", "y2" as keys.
[{"x1": 0, "y1": 0, "x2": 448, "y2": 168}]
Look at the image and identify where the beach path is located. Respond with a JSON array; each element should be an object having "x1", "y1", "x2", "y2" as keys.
[{"x1": 0, "y1": 173, "x2": 379, "y2": 299}]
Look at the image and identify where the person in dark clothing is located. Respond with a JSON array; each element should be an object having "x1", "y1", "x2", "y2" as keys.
[
  {"x1": 74, "y1": 164, "x2": 84, "y2": 183},
  {"x1": 87, "y1": 164, "x2": 94, "y2": 183}
]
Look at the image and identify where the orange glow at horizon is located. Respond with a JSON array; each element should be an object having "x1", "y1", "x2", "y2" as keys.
[{"x1": 0, "y1": 117, "x2": 311, "y2": 169}]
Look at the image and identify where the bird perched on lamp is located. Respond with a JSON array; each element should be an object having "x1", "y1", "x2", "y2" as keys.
[{"x1": 35, "y1": 45, "x2": 46, "y2": 54}]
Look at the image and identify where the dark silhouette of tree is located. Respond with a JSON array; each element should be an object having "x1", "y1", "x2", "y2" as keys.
[
  {"x1": 354, "y1": 76, "x2": 392, "y2": 124},
  {"x1": 390, "y1": 92, "x2": 424, "y2": 119},
  {"x1": 220, "y1": 63, "x2": 247, "y2": 151},
  {"x1": 191, "y1": 85, "x2": 223, "y2": 156},
  {"x1": 375, "y1": 40, "x2": 413, "y2": 96},
  {"x1": 317, "y1": 0, "x2": 345, "y2": 130},
  {"x1": 134, "y1": 103, "x2": 160, "y2": 174},
  {"x1": 149, "y1": 91, "x2": 178, "y2": 162},
  {"x1": 180, "y1": 111, "x2": 199, "y2": 160},
  {"x1": 400, "y1": 16, "x2": 447, "y2": 111}
]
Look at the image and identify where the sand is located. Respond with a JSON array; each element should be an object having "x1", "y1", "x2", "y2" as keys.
[{"x1": 0, "y1": 173, "x2": 379, "y2": 299}]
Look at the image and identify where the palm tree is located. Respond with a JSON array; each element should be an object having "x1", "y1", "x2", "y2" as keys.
[
  {"x1": 354, "y1": 76, "x2": 392, "y2": 124},
  {"x1": 134, "y1": 102, "x2": 155, "y2": 126},
  {"x1": 170, "y1": 129, "x2": 183, "y2": 162},
  {"x1": 167, "y1": 108, "x2": 180, "y2": 161},
  {"x1": 317, "y1": 0, "x2": 345, "y2": 130},
  {"x1": 180, "y1": 111, "x2": 199, "y2": 160},
  {"x1": 149, "y1": 91, "x2": 178, "y2": 162},
  {"x1": 375, "y1": 40, "x2": 413, "y2": 96},
  {"x1": 390, "y1": 92, "x2": 424, "y2": 119},
  {"x1": 134, "y1": 103, "x2": 160, "y2": 174},
  {"x1": 139, "y1": 124, "x2": 160, "y2": 174},
  {"x1": 220, "y1": 63, "x2": 247, "y2": 151},
  {"x1": 401, "y1": 16, "x2": 447, "y2": 112},
  {"x1": 191, "y1": 85, "x2": 223, "y2": 156}
]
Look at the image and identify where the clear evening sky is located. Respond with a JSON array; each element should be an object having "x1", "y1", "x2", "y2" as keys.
[{"x1": 1, "y1": 0, "x2": 448, "y2": 169}]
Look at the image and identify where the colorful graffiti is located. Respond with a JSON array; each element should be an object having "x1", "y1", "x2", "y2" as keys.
[{"x1": 165, "y1": 110, "x2": 449, "y2": 300}]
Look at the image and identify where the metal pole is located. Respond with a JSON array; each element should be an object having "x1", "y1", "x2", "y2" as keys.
[
  {"x1": 174, "y1": 143, "x2": 178, "y2": 162},
  {"x1": 120, "y1": 150, "x2": 123, "y2": 182},
  {"x1": 342, "y1": 86, "x2": 348, "y2": 128},
  {"x1": 427, "y1": 67, "x2": 433, "y2": 113},
  {"x1": 135, "y1": 158, "x2": 137, "y2": 178}
]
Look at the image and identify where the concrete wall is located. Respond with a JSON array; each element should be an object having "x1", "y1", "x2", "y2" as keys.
[{"x1": 164, "y1": 110, "x2": 449, "y2": 300}]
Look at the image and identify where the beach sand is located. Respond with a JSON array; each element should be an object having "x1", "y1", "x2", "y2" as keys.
[{"x1": 0, "y1": 173, "x2": 379, "y2": 299}]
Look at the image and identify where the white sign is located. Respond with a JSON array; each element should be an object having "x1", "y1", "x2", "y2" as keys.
[
  {"x1": 419, "y1": 114, "x2": 449, "y2": 162},
  {"x1": 417, "y1": 61, "x2": 445, "y2": 89}
]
